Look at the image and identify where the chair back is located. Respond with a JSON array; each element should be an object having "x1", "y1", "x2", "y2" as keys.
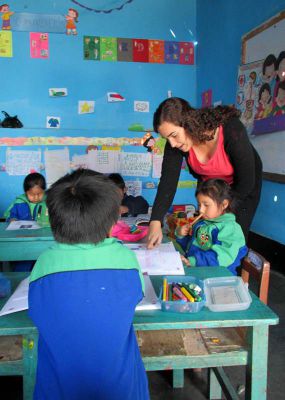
[{"x1": 241, "y1": 249, "x2": 270, "y2": 304}]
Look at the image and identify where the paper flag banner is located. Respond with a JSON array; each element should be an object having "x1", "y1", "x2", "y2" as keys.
[
  {"x1": 78, "y1": 101, "x2": 95, "y2": 114},
  {"x1": 107, "y1": 92, "x2": 125, "y2": 102}
]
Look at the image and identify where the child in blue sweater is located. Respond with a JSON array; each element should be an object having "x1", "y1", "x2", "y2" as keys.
[
  {"x1": 4, "y1": 172, "x2": 47, "y2": 271},
  {"x1": 4, "y1": 172, "x2": 47, "y2": 222},
  {"x1": 29, "y1": 169, "x2": 149, "y2": 400},
  {"x1": 176, "y1": 179, "x2": 247, "y2": 275}
]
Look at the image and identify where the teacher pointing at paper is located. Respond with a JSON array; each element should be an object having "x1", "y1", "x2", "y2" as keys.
[{"x1": 147, "y1": 97, "x2": 262, "y2": 248}]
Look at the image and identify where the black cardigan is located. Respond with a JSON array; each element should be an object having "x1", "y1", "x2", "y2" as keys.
[{"x1": 151, "y1": 118, "x2": 262, "y2": 223}]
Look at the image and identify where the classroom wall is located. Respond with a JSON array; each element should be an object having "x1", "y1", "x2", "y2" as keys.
[
  {"x1": 197, "y1": 0, "x2": 285, "y2": 244},
  {"x1": 0, "y1": 0, "x2": 198, "y2": 216}
]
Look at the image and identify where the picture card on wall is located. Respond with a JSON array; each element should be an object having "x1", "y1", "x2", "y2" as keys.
[
  {"x1": 149, "y1": 40, "x2": 164, "y2": 63},
  {"x1": 84, "y1": 36, "x2": 100, "y2": 60},
  {"x1": 133, "y1": 39, "x2": 149, "y2": 62},
  {"x1": 134, "y1": 101, "x2": 149, "y2": 113},
  {"x1": 100, "y1": 37, "x2": 117, "y2": 61},
  {"x1": 30, "y1": 32, "x2": 49, "y2": 58},
  {"x1": 78, "y1": 101, "x2": 95, "y2": 114},
  {"x1": 202, "y1": 89, "x2": 213, "y2": 108},
  {"x1": 164, "y1": 41, "x2": 179, "y2": 64},
  {"x1": 44, "y1": 148, "x2": 70, "y2": 187},
  {"x1": 117, "y1": 38, "x2": 133, "y2": 61},
  {"x1": 179, "y1": 42, "x2": 194, "y2": 65},
  {"x1": 49, "y1": 88, "x2": 68, "y2": 97},
  {"x1": 120, "y1": 153, "x2": 151, "y2": 177},
  {"x1": 125, "y1": 180, "x2": 142, "y2": 197},
  {"x1": 107, "y1": 92, "x2": 125, "y2": 102},
  {"x1": 46, "y1": 116, "x2": 60, "y2": 128},
  {"x1": 0, "y1": 30, "x2": 13, "y2": 57}
]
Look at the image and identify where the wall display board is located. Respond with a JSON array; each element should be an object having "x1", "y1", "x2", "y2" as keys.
[{"x1": 237, "y1": 10, "x2": 285, "y2": 182}]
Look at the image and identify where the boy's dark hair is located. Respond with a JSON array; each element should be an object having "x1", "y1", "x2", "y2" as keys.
[
  {"x1": 277, "y1": 80, "x2": 285, "y2": 92},
  {"x1": 108, "y1": 173, "x2": 126, "y2": 191},
  {"x1": 46, "y1": 169, "x2": 121, "y2": 244},
  {"x1": 195, "y1": 179, "x2": 236, "y2": 213},
  {"x1": 24, "y1": 173, "x2": 46, "y2": 192}
]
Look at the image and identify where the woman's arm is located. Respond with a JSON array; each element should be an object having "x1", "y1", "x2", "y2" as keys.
[{"x1": 150, "y1": 141, "x2": 184, "y2": 222}]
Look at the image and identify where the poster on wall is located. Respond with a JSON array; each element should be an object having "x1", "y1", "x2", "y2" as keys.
[
  {"x1": 237, "y1": 55, "x2": 285, "y2": 136},
  {"x1": 30, "y1": 32, "x2": 49, "y2": 58}
]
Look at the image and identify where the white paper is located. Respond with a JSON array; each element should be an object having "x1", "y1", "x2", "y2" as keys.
[
  {"x1": 87, "y1": 150, "x2": 120, "y2": 173},
  {"x1": 134, "y1": 101, "x2": 149, "y2": 112},
  {"x1": 72, "y1": 154, "x2": 89, "y2": 169},
  {"x1": 132, "y1": 248, "x2": 185, "y2": 276},
  {"x1": 120, "y1": 152, "x2": 151, "y2": 177},
  {"x1": 126, "y1": 242, "x2": 176, "y2": 252},
  {"x1": 6, "y1": 148, "x2": 41, "y2": 176},
  {"x1": 44, "y1": 148, "x2": 70, "y2": 187},
  {"x1": 6, "y1": 220, "x2": 41, "y2": 230},
  {"x1": 152, "y1": 154, "x2": 163, "y2": 178},
  {"x1": 78, "y1": 100, "x2": 95, "y2": 114},
  {"x1": 0, "y1": 278, "x2": 29, "y2": 317},
  {"x1": 136, "y1": 273, "x2": 161, "y2": 311},
  {"x1": 125, "y1": 180, "x2": 142, "y2": 197}
]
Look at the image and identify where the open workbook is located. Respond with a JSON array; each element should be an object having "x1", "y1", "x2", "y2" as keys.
[{"x1": 0, "y1": 273, "x2": 160, "y2": 317}]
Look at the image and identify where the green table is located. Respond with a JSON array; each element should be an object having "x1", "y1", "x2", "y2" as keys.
[
  {"x1": 0, "y1": 222, "x2": 55, "y2": 262},
  {"x1": 0, "y1": 269, "x2": 279, "y2": 400}
]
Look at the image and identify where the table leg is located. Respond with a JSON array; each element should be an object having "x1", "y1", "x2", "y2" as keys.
[
  {"x1": 245, "y1": 325, "x2": 269, "y2": 400},
  {"x1": 173, "y1": 369, "x2": 184, "y2": 388},
  {"x1": 22, "y1": 333, "x2": 38, "y2": 400}
]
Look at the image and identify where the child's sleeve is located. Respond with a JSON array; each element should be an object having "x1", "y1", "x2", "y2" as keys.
[
  {"x1": 189, "y1": 224, "x2": 247, "y2": 268},
  {"x1": 4, "y1": 202, "x2": 18, "y2": 221}
]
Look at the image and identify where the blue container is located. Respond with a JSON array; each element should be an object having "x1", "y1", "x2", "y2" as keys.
[
  {"x1": 0, "y1": 274, "x2": 11, "y2": 298},
  {"x1": 160, "y1": 275, "x2": 205, "y2": 313}
]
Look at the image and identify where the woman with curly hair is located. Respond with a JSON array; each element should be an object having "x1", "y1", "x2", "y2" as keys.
[{"x1": 147, "y1": 97, "x2": 262, "y2": 248}]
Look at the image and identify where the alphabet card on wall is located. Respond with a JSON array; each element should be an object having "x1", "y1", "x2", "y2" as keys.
[
  {"x1": 120, "y1": 153, "x2": 151, "y2": 177},
  {"x1": 30, "y1": 32, "x2": 48, "y2": 58},
  {"x1": 6, "y1": 149, "x2": 41, "y2": 176},
  {"x1": 0, "y1": 30, "x2": 12, "y2": 57}
]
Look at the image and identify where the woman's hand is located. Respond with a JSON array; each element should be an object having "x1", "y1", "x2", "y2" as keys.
[{"x1": 147, "y1": 220, "x2": 163, "y2": 249}]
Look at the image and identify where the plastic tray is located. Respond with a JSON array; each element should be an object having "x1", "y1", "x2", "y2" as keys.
[
  {"x1": 160, "y1": 276, "x2": 206, "y2": 313},
  {"x1": 203, "y1": 276, "x2": 252, "y2": 312}
]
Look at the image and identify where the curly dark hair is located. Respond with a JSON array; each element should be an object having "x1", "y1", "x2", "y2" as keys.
[{"x1": 153, "y1": 97, "x2": 241, "y2": 143}]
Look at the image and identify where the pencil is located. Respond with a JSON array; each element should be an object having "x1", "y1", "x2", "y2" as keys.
[
  {"x1": 189, "y1": 213, "x2": 203, "y2": 227},
  {"x1": 162, "y1": 278, "x2": 167, "y2": 301}
]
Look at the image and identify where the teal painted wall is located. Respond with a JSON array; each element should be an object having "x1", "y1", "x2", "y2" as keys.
[
  {"x1": 0, "y1": 0, "x2": 198, "y2": 215},
  {"x1": 197, "y1": 0, "x2": 285, "y2": 244}
]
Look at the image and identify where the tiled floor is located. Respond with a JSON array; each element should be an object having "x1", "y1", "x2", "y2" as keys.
[{"x1": 1, "y1": 270, "x2": 284, "y2": 399}]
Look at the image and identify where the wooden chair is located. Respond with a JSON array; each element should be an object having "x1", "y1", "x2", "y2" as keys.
[{"x1": 241, "y1": 249, "x2": 270, "y2": 304}]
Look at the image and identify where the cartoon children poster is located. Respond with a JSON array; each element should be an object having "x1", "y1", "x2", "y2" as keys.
[
  {"x1": 237, "y1": 50, "x2": 285, "y2": 135},
  {"x1": 0, "y1": 3, "x2": 14, "y2": 30},
  {"x1": 65, "y1": 8, "x2": 78, "y2": 35}
]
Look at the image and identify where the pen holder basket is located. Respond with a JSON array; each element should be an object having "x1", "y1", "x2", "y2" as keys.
[{"x1": 160, "y1": 276, "x2": 205, "y2": 313}]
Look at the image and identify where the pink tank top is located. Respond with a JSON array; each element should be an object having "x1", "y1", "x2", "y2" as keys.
[{"x1": 188, "y1": 125, "x2": 234, "y2": 184}]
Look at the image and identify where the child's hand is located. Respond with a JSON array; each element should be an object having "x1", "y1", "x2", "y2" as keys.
[
  {"x1": 120, "y1": 205, "x2": 129, "y2": 215},
  {"x1": 177, "y1": 224, "x2": 190, "y2": 236},
  {"x1": 180, "y1": 254, "x2": 190, "y2": 267}
]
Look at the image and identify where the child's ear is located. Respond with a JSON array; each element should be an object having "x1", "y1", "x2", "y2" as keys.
[
  {"x1": 108, "y1": 224, "x2": 115, "y2": 238},
  {"x1": 222, "y1": 199, "x2": 229, "y2": 211}
]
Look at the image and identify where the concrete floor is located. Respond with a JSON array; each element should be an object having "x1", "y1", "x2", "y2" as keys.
[{"x1": 1, "y1": 270, "x2": 284, "y2": 399}]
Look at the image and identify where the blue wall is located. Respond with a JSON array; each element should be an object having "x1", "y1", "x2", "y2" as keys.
[
  {"x1": 0, "y1": 0, "x2": 197, "y2": 215},
  {"x1": 197, "y1": 0, "x2": 285, "y2": 244}
]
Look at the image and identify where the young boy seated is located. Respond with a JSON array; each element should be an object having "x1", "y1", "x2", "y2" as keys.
[
  {"x1": 109, "y1": 173, "x2": 149, "y2": 217},
  {"x1": 28, "y1": 169, "x2": 149, "y2": 400}
]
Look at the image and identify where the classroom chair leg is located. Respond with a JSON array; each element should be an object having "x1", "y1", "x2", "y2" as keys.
[{"x1": 173, "y1": 369, "x2": 184, "y2": 388}]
